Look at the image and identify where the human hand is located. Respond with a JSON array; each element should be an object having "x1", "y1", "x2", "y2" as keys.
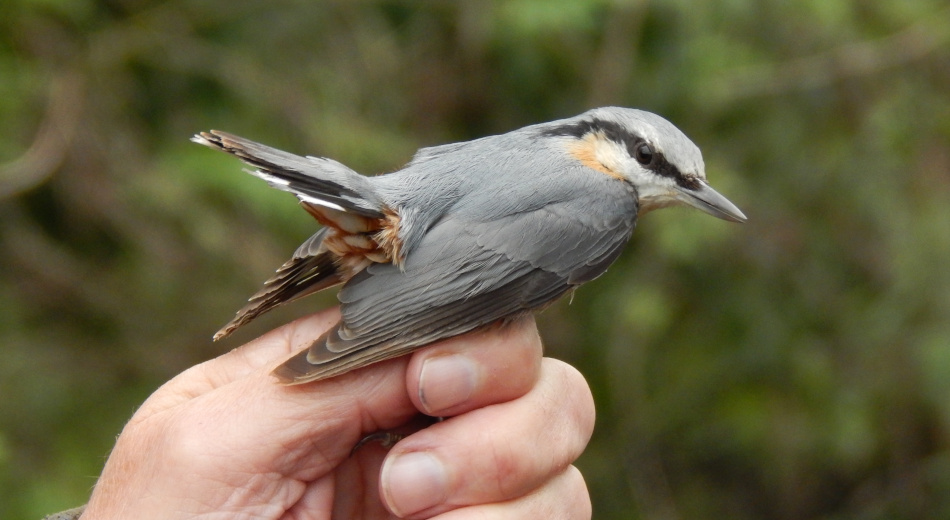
[{"x1": 80, "y1": 308, "x2": 595, "y2": 519}]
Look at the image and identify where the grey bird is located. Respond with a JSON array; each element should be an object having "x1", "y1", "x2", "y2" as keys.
[{"x1": 193, "y1": 107, "x2": 746, "y2": 385}]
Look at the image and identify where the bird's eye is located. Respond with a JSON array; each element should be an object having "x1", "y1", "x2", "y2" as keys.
[{"x1": 634, "y1": 142, "x2": 655, "y2": 166}]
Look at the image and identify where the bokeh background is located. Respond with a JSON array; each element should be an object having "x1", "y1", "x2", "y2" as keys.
[{"x1": 3, "y1": 1, "x2": 950, "y2": 518}]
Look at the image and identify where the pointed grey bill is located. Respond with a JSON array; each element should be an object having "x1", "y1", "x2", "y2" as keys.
[{"x1": 675, "y1": 180, "x2": 747, "y2": 223}]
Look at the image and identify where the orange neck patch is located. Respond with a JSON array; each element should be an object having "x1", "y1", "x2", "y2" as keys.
[{"x1": 567, "y1": 132, "x2": 625, "y2": 181}]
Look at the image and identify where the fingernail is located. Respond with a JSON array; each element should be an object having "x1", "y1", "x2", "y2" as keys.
[
  {"x1": 418, "y1": 355, "x2": 478, "y2": 414},
  {"x1": 382, "y1": 452, "x2": 448, "y2": 516}
]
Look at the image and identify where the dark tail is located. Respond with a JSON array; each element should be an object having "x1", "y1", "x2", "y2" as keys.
[{"x1": 192, "y1": 130, "x2": 386, "y2": 218}]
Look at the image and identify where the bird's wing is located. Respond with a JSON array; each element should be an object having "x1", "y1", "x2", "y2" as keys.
[
  {"x1": 273, "y1": 194, "x2": 636, "y2": 383},
  {"x1": 192, "y1": 130, "x2": 386, "y2": 218},
  {"x1": 468, "y1": 194, "x2": 638, "y2": 285}
]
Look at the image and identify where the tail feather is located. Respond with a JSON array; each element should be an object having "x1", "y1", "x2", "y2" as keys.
[
  {"x1": 214, "y1": 231, "x2": 343, "y2": 340},
  {"x1": 192, "y1": 130, "x2": 386, "y2": 218}
]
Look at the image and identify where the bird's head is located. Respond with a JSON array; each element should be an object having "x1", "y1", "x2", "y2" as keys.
[{"x1": 540, "y1": 107, "x2": 747, "y2": 223}]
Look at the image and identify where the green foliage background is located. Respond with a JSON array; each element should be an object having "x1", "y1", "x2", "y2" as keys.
[{"x1": 2, "y1": 1, "x2": 949, "y2": 518}]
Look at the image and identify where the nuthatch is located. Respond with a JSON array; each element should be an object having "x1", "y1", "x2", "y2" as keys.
[{"x1": 193, "y1": 107, "x2": 746, "y2": 384}]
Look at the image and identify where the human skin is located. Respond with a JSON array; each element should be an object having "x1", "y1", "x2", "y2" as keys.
[{"x1": 79, "y1": 308, "x2": 595, "y2": 519}]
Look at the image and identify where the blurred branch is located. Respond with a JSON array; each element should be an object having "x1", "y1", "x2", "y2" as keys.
[
  {"x1": 711, "y1": 6, "x2": 950, "y2": 103},
  {"x1": 0, "y1": 68, "x2": 85, "y2": 200},
  {"x1": 86, "y1": 4, "x2": 319, "y2": 138},
  {"x1": 0, "y1": 203, "x2": 119, "y2": 318}
]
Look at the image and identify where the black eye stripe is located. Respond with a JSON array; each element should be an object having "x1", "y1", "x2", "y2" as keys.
[
  {"x1": 540, "y1": 118, "x2": 635, "y2": 153},
  {"x1": 541, "y1": 118, "x2": 698, "y2": 190}
]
